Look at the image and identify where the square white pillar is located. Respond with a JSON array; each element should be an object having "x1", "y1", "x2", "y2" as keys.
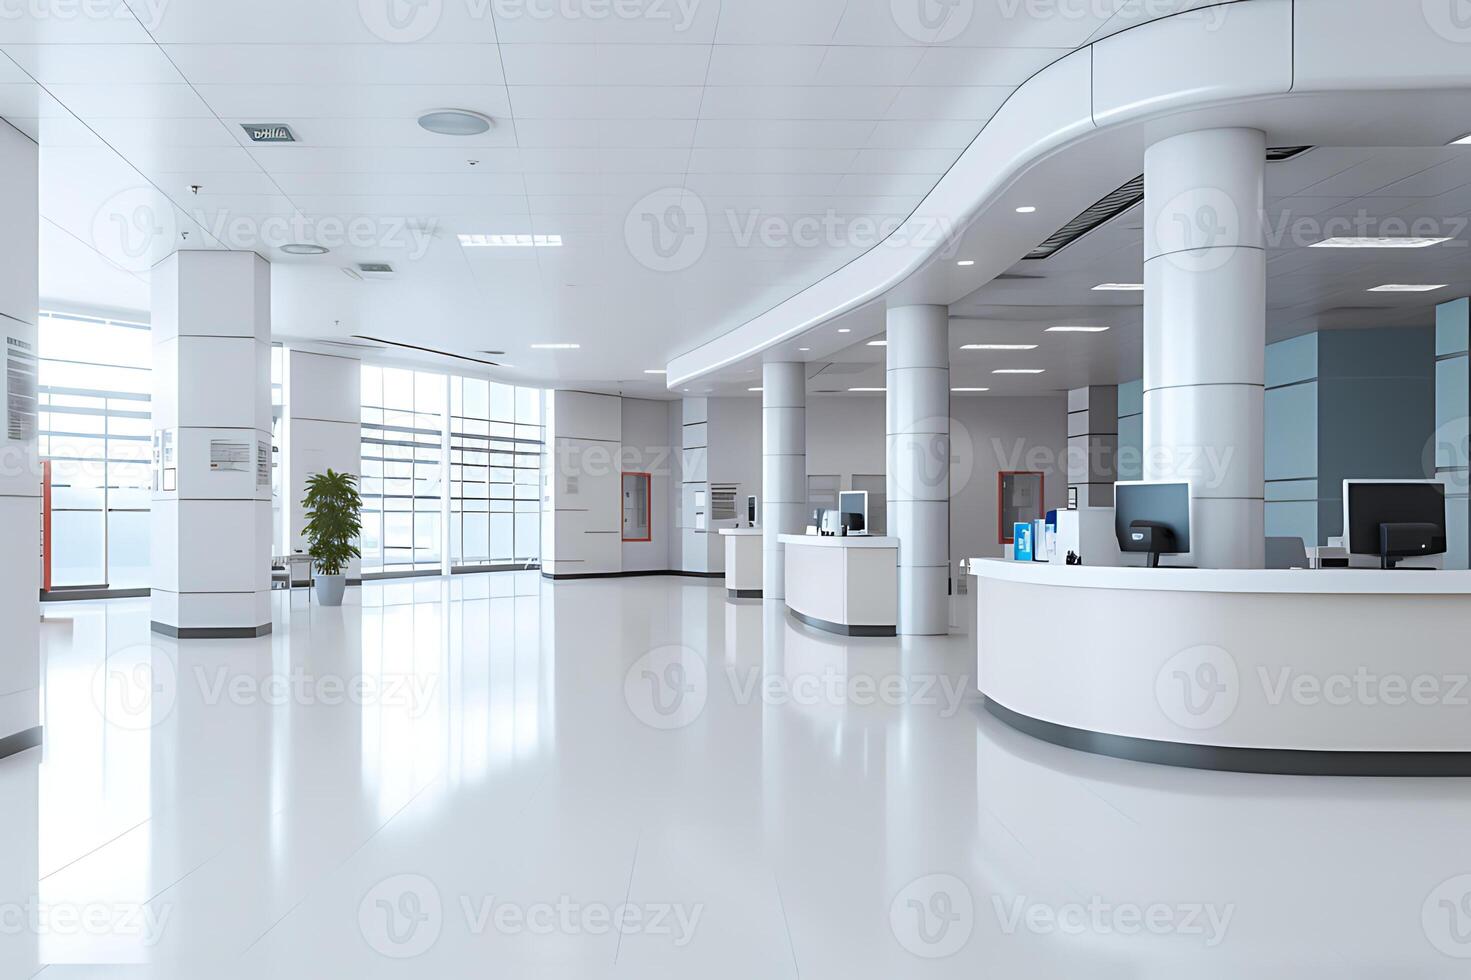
[{"x1": 150, "y1": 251, "x2": 274, "y2": 638}]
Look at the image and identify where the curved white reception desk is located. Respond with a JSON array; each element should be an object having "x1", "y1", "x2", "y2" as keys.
[
  {"x1": 971, "y1": 559, "x2": 1471, "y2": 776},
  {"x1": 718, "y1": 527, "x2": 762, "y2": 599},
  {"x1": 781, "y1": 535, "x2": 898, "y2": 636}
]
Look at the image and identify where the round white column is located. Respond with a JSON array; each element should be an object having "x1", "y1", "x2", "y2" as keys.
[
  {"x1": 886, "y1": 305, "x2": 950, "y2": 635},
  {"x1": 762, "y1": 362, "x2": 806, "y2": 601},
  {"x1": 1143, "y1": 128, "x2": 1266, "y2": 569}
]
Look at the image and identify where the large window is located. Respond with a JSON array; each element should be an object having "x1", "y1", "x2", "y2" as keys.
[
  {"x1": 360, "y1": 366, "x2": 447, "y2": 575},
  {"x1": 449, "y1": 378, "x2": 543, "y2": 569},
  {"x1": 38, "y1": 312, "x2": 152, "y2": 590}
]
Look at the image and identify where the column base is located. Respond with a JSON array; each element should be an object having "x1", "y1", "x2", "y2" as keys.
[
  {"x1": 898, "y1": 564, "x2": 950, "y2": 635},
  {"x1": 151, "y1": 622, "x2": 272, "y2": 639}
]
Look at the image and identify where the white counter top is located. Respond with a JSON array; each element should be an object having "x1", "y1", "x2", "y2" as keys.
[
  {"x1": 779, "y1": 534, "x2": 899, "y2": 550},
  {"x1": 718, "y1": 527, "x2": 763, "y2": 536},
  {"x1": 968, "y1": 558, "x2": 1471, "y2": 596}
]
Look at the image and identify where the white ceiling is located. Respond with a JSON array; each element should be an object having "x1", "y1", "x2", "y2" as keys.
[{"x1": 0, "y1": 0, "x2": 1214, "y2": 395}]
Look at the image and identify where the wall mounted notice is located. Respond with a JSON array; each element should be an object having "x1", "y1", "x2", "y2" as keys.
[
  {"x1": 5, "y1": 335, "x2": 37, "y2": 442},
  {"x1": 210, "y1": 439, "x2": 250, "y2": 473},
  {"x1": 257, "y1": 440, "x2": 271, "y2": 489}
]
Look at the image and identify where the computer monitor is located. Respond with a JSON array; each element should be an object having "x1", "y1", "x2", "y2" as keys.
[
  {"x1": 1114, "y1": 481, "x2": 1191, "y2": 568},
  {"x1": 1343, "y1": 480, "x2": 1447, "y2": 569},
  {"x1": 838, "y1": 491, "x2": 869, "y2": 536},
  {"x1": 747, "y1": 495, "x2": 758, "y2": 526}
]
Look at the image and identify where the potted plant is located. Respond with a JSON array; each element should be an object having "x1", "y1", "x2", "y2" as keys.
[{"x1": 301, "y1": 469, "x2": 362, "y2": 607}]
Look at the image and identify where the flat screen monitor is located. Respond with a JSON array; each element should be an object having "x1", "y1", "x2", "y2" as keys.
[
  {"x1": 838, "y1": 491, "x2": 868, "y2": 535},
  {"x1": 1114, "y1": 481, "x2": 1191, "y2": 567},
  {"x1": 1343, "y1": 480, "x2": 1446, "y2": 566},
  {"x1": 747, "y1": 495, "x2": 758, "y2": 526}
]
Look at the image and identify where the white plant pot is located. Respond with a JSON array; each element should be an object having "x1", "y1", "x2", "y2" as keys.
[{"x1": 314, "y1": 574, "x2": 347, "y2": 606}]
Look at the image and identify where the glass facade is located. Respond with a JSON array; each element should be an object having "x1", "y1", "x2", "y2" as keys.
[
  {"x1": 449, "y1": 377, "x2": 543, "y2": 568},
  {"x1": 360, "y1": 366, "x2": 447, "y2": 574},
  {"x1": 37, "y1": 312, "x2": 152, "y2": 590}
]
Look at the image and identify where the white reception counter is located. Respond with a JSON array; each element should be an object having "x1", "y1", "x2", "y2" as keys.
[
  {"x1": 718, "y1": 527, "x2": 762, "y2": 599},
  {"x1": 971, "y1": 559, "x2": 1471, "y2": 776},
  {"x1": 780, "y1": 534, "x2": 898, "y2": 636}
]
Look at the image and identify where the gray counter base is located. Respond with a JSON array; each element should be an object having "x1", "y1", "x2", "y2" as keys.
[
  {"x1": 727, "y1": 588, "x2": 762, "y2": 600},
  {"x1": 982, "y1": 697, "x2": 1471, "y2": 778},
  {"x1": 0, "y1": 726, "x2": 41, "y2": 761},
  {"x1": 152, "y1": 622, "x2": 273, "y2": 639},
  {"x1": 789, "y1": 609, "x2": 896, "y2": 638}
]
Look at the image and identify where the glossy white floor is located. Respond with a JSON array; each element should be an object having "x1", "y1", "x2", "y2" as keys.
[{"x1": 3, "y1": 573, "x2": 1471, "y2": 977}]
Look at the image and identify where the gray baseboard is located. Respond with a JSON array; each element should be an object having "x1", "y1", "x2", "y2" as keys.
[
  {"x1": 0, "y1": 726, "x2": 41, "y2": 761},
  {"x1": 41, "y1": 587, "x2": 150, "y2": 602},
  {"x1": 727, "y1": 588, "x2": 763, "y2": 599},
  {"x1": 151, "y1": 622, "x2": 273, "y2": 639},
  {"x1": 788, "y1": 609, "x2": 896, "y2": 637}
]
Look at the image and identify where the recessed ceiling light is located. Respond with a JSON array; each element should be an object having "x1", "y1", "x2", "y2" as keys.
[
  {"x1": 1047, "y1": 325, "x2": 1110, "y2": 333},
  {"x1": 1093, "y1": 283, "x2": 1145, "y2": 291},
  {"x1": 1367, "y1": 284, "x2": 1448, "y2": 292},
  {"x1": 957, "y1": 260, "x2": 975, "y2": 267},
  {"x1": 951, "y1": 387, "x2": 990, "y2": 392},
  {"x1": 798, "y1": 347, "x2": 812, "y2": 352},
  {"x1": 748, "y1": 387, "x2": 763, "y2": 392},
  {"x1": 459, "y1": 234, "x2": 562, "y2": 248},
  {"x1": 418, "y1": 109, "x2": 494, "y2": 136},
  {"x1": 961, "y1": 343, "x2": 1038, "y2": 351},
  {"x1": 644, "y1": 369, "x2": 667, "y2": 374},
  {"x1": 994, "y1": 369, "x2": 1045, "y2": 374},
  {"x1": 866, "y1": 340, "x2": 887, "y2": 347},
  {"x1": 837, "y1": 328, "x2": 851, "y2": 334},
  {"x1": 281, "y1": 243, "x2": 329, "y2": 255},
  {"x1": 1453, "y1": 133, "x2": 1471, "y2": 145},
  {"x1": 1311, "y1": 237, "x2": 1452, "y2": 248},
  {"x1": 848, "y1": 387, "x2": 886, "y2": 392},
  {"x1": 531, "y1": 343, "x2": 579, "y2": 350},
  {"x1": 1015, "y1": 206, "x2": 1037, "y2": 214}
]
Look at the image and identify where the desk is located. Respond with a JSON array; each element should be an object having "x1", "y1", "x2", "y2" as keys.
[
  {"x1": 970, "y1": 559, "x2": 1471, "y2": 775},
  {"x1": 780, "y1": 534, "x2": 898, "y2": 636},
  {"x1": 718, "y1": 527, "x2": 762, "y2": 598}
]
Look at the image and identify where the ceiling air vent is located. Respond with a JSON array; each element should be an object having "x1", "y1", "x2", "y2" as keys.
[
  {"x1": 1024, "y1": 147, "x2": 1316, "y2": 261},
  {"x1": 358, "y1": 262, "x2": 395, "y2": 276}
]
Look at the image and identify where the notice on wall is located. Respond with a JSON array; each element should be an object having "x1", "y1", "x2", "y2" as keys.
[
  {"x1": 256, "y1": 440, "x2": 271, "y2": 490},
  {"x1": 5, "y1": 335, "x2": 37, "y2": 442},
  {"x1": 153, "y1": 429, "x2": 176, "y2": 492},
  {"x1": 210, "y1": 439, "x2": 250, "y2": 473}
]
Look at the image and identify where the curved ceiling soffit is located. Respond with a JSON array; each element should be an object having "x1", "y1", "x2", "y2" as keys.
[{"x1": 665, "y1": 0, "x2": 1471, "y2": 388}]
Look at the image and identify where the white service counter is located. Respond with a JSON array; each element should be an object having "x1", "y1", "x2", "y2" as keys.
[
  {"x1": 971, "y1": 558, "x2": 1471, "y2": 776},
  {"x1": 718, "y1": 527, "x2": 762, "y2": 598},
  {"x1": 780, "y1": 534, "x2": 898, "y2": 636}
]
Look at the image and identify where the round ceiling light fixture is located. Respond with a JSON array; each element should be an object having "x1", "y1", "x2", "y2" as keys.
[
  {"x1": 418, "y1": 109, "x2": 494, "y2": 136},
  {"x1": 281, "y1": 243, "x2": 329, "y2": 255}
]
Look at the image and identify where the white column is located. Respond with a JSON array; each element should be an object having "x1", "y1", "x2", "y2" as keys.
[
  {"x1": 886, "y1": 304, "x2": 950, "y2": 635},
  {"x1": 0, "y1": 121, "x2": 39, "y2": 756},
  {"x1": 284, "y1": 349, "x2": 362, "y2": 581},
  {"x1": 1143, "y1": 128, "x2": 1266, "y2": 569},
  {"x1": 151, "y1": 251, "x2": 274, "y2": 637},
  {"x1": 762, "y1": 362, "x2": 806, "y2": 600}
]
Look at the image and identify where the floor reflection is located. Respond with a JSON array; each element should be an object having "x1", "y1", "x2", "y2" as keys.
[{"x1": 0, "y1": 575, "x2": 1466, "y2": 976}]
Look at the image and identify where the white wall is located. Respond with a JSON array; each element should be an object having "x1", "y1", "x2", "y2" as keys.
[
  {"x1": 0, "y1": 120, "x2": 38, "y2": 747},
  {"x1": 284, "y1": 350, "x2": 362, "y2": 579},
  {"x1": 807, "y1": 393, "x2": 1068, "y2": 563},
  {"x1": 543, "y1": 390, "x2": 623, "y2": 576},
  {"x1": 620, "y1": 397, "x2": 673, "y2": 573}
]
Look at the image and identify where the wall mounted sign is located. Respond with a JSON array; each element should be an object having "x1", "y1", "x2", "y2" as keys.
[
  {"x1": 210, "y1": 439, "x2": 249, "y2": 473},
  {"x1": 5, "y1": 334, "x2": 36, "y2": 442},
  {"x1": 240, "y1": 123, "x2": 296, "y2": 143}
]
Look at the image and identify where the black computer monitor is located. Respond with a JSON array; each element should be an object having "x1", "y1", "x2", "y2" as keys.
[
  {"x1": 1343, "y1": 480, "x2": 1447, "y2": 569},
  {"x1": 1114, "y1": 481, "x2": 1191, "y2": 568}
]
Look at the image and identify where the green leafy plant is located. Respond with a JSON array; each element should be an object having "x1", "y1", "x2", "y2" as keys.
[{"x1": 301, "y1": 469, "x2": 363, "y2": 577}]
